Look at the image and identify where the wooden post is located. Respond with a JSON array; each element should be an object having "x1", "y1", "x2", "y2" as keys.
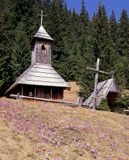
[
  {"x1": 34, "y1": 87, "x2": 36, "y2": 97},
  {"x1": 93, "y1": 58, "x2": 100, "y2": 110},
  {"x1": 17, "y1": 93, "x2": 20, "y2": 99},
  {"x1": 21, "y1": 85, "x2": 23, "y2": 96},
  {"x1": 51, "y1": 88, "x2": 52, "y2": 99}
]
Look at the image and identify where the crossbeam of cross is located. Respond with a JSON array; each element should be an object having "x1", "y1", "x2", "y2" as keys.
[
  {"x1": 40, "y1": 10, "x2": 47, "y2": 26},
  {"x1": 87, "y1": 58, "x2": 113, "y2": 110},
  {"x1": 36, "y1": 10, "x2": 47, "y2": 26}
]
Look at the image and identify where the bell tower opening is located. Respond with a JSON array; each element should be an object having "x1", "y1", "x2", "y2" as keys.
[{"x1": 42, "y1": 44, "x2": 46, "y2": 50}]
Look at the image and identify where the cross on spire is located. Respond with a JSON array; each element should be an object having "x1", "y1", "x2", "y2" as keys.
[
  {"x1": 40, "y1": 10, "x2": 47, "y2": 26},
  {"x1": 87, "y1": 58, "x2": 113, "y2": 110}
]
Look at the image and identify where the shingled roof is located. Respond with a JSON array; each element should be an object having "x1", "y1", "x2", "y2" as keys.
[
  {"x1": 83, "y1": 78, "x2": 119, "y2": 107},
  {"x1": 6, "y1": 63, "x2": 70, "y2": 94},
  {"x1": 34, "y1": 25, "x2": 53, "y2": 41}
]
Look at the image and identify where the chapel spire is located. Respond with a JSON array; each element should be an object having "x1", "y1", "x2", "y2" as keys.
[{"x1": 34, "y1": 10, "x2": 53, "y2": 41}]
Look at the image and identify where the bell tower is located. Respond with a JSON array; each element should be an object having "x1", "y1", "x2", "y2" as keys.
[{"x1": 31, "y1": 10, "x2": 53, "y2": 65}]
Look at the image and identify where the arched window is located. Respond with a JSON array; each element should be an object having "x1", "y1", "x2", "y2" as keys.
[{"x1": 42, "y1": 44, "x2": 46, "y2": 50}]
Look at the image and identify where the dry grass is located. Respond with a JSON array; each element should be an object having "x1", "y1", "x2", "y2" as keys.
[
  {"x1": 64, "y1": 82, "x2": 80, "y2": 102},
  {"x1": 0, "y1": 121, "x2": 33, "y2": 160},
  {"x1": 0, "y1": 97, "x2": 129, "y2": 160},
  {"x1": 123, "y1": 90, "x2": 129, "y2": 96}
]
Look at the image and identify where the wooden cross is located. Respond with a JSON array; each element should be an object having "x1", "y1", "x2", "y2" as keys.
[
  {"x1": 87, "y1": 58, "x2": 111, "y2": 110},
  {"x1": 40, "y1": 10, "x2": 47, "y2": 26}
]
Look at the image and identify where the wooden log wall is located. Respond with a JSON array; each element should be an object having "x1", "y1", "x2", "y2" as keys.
[
  {"x1": 8, "y1": 84, "x2": 64, "y2": 100},
  {"x1": 35, "y1": 41, "x2": 51, "y2": 65}
]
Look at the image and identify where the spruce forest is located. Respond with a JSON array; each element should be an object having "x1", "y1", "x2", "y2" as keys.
[{"x1": 0, "y1": 0, "x2": 129, "y2": 97}]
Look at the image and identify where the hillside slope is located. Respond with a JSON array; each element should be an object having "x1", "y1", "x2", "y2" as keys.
[{"x1": 0, "y1": 98, "x2": 129, "y2": 160}]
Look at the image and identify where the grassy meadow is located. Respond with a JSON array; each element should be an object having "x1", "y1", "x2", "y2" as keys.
[
  {"x1": 0, "y1": 97, "x2": 128, "y2": 160},
  {"x1": 0, "y1": 83, "x2": 129, "y2": 160}
]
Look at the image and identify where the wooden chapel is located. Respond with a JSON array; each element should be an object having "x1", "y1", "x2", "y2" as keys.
[{"x1": 5, "y1": 11, "x2": 70, "y2": 100}]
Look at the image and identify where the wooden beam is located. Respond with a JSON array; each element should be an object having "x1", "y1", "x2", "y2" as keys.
[
  {"x1": 93, "y1": 58, "x2": 100, "y2": 110},
  {"x1": 9, "y1": 94, "x2": 79, "y2": 107},
  {"x1": 87, "y1": 67, "x2": 110, "y2": 75}
]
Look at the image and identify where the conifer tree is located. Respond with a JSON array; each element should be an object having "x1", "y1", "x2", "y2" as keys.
[
  {"x1": 117, "y1": 9, "x2": 129, "y2": 57},
  {"x1": 11, "y1": 22, "x2": 31, "y2": 81},
  {"x1": 48, "y1": 0, "x2": 64, "y2": 67},
  {"x1": 116, "y1": 9, "x2": 129, "y2": 88},
  {"x1": 79, "y1": 22, "x2": 95, "y2": 98},
  {"x1": 92, "y1": 2, "x2": 116, "y2": 76},
  {"x1": 79, "y1": 1, "x2": 95, "y2": 97},
  {"x1": 0, "y1": 0, "x2": 14, "y2": 95},
  {"x1": 80, "y1": 0, "x2": 89, "y2": 24},
  {"x1": 110, "y1": 10, "x2": 117, "y2": 43}
]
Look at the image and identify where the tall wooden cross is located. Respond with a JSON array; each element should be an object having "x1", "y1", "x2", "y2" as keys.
[{"x1": 87, "y1": 58, "x2": 111, "y2": 110}]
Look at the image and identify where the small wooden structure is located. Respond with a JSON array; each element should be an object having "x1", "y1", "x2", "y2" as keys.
[
  {"x1": 86, "y1": 58, "x2": 114, "y2": 109},
  {"x1": 123, "y1": 109, "x2": 129, "y2": 115},
  {"x1": 5, "y1": 11, "x2": 70, "y2": 100},
  {"x1": 83, "y1": 78, "x2": 119, "y2": 111},
  {"x1": 84, "y1": 58, "x2": 120, "y2": 110}
]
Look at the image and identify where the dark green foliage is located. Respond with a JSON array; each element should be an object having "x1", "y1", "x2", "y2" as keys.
[
  {"x1": 117, "y1": 9, "x2": 129, "y2": 57},
  {"x1": 97, "y1": 93, "x2": 129, "y2": 113},
  {"x1": 80, "y1": 2, "x2": 116, "y2": 98},
  {"x1": 97, "y1": 99, "x2": 111, "y2": 111},
  {"x1": 92, "y1": 3, "x2": 116, "y2": 71},
  {"x1": 80, "y1": 0, "x2": 89, "y2": 23},
  {"x1": 116, "y1": 9, "x2": 129, "y2": 89},
  {"x1": 0, "y1": 0, "x2": 14, "y2": 95},
  {"x1": 116, "y1": 95, "x2": 129, "y2": 113},
  {"x1": 11, "y1": 22, "x2": 31, "y2": 80},
  {"x1": 79, "y1": 21, "x2": 96, "y2": 97},
  {"x1": 0, "y1": 0, "x2": 129, "y2": 98},
  {"x1": 110, "y1": 11, "x2": 117, "y2": 43},
  {"x1": 80, "y1": 2, "x2": 129, "y2": 99}
]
